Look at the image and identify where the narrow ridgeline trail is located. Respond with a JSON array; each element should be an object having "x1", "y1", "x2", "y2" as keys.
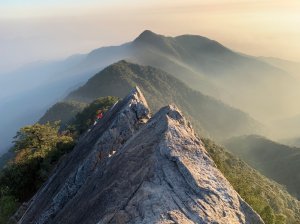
[{"x1": 18, "y1": 87, "x2": 263, "y2": 224}]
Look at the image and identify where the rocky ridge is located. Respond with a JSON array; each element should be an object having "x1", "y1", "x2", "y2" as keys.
[{"x1": 18, "y1": 87, "x2": 263, "y2": 224}]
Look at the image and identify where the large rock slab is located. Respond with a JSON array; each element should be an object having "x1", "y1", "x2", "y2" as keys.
[
  {"x1": 19, "y1": 87, "x2": 150, "y2": 224},
  {"x1": 19, "y1": 88, "x2": 263, "y2": 224}
]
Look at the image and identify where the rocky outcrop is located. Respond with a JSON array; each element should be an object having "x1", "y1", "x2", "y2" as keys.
[
  {"x1": 19, "y1": 87, "x2": 263, "y2": 224},
  {"x1": 19, "y1": 87, "x2": 150, "y2": 224}
]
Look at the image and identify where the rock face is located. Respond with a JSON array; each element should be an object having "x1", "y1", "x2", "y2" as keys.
[{"x1": 19, "y1": 87, "x2": 263, "y2": 224}]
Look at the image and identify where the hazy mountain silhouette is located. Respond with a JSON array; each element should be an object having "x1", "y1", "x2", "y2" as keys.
[
  {"x1": 281, "y1": 136, "x2": 300, "y2": 148},
  {"x1": 261, "y1": 57, "x2": 300, "y2": 78},
  {"x1": 42, "y1": 61, "x2": 262, "y2": 140}
]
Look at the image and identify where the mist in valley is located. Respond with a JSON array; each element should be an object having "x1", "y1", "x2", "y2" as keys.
[{"x1": 1, "y1": 29, "x2": 300, "y2": 154}]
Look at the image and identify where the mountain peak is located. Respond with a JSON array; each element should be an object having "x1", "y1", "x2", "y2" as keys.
[
  {"x1": 140, "y1": 29, "x2": 156, "y2": 36},
  {"x1": 151, "y1": 104, "x2": 186, "y2": 125},
  {"x1": 136, "y1": 29, "x2": 158, "y2": 38},
  {"x1": 133, "y1": 30, "x2": 165, "y2": 44}
]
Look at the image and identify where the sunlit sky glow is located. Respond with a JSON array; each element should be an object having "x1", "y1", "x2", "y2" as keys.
[{"x1": 0, "y1": 0, "x2": 299, "y2": 72}]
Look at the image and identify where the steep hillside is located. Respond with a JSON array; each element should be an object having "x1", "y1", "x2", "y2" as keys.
[
  {"x1": 66, "y1": 60, "x2": 261, "y2": 140},
  {"x1": 18, "y1": 88, "x2": 263, "y2": 224},
  {"x1": 224, "y1": 135, "x2": 300, "y2": 199},
  {"x1": 204, "y1": 138, "x2": 300, "y2": 224}
]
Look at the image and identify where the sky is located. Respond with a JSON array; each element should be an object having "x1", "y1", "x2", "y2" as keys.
[{"x1": 0, "y1": 0, "x2": 300, "y2": 73}]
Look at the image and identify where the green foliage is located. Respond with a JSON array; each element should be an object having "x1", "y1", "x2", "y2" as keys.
[
  {"x1": 202, "y1": 138, "x2": 300, "y2": 224},
  {"x1": 69, "y1": 96, "x2": 119, "y2": 135},
  {"x1": 13, "y1": 122, "x2": 73, "y2": 161},
  {"x1": 275, "y1": 214, "x2": 287, "y2": 224},
  {"x1": 0, "y1": 122, "x2": 75, "y2": 223}
]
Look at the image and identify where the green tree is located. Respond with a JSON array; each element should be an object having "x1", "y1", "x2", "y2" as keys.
[
  {"x1": 0, "y1": 122, "x2": 75, "y2": 222},
  {"x1": 13, "y1": 121, "x2": 72, "y2": 161}
]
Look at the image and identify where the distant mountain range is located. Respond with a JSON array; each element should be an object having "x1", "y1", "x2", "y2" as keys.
[
  {"x1": 41, "y1": 61, "x2": 262, "y2": 140},
  {"x1": 1, "y1": 30, "x2": 300, "y2": 153}
]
